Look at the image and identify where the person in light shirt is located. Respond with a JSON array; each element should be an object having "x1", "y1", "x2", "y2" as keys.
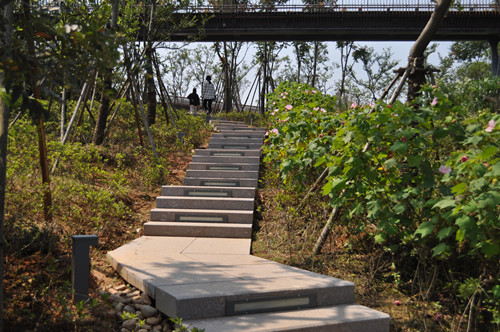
[{"x1": 202, "y1": 75, "x2": 216, "y2": 114}]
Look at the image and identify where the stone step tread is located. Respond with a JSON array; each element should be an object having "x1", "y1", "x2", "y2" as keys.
[
  {"x1": 161, "y1": 185, "x2": 256, "y2": 198},
  {"x1": 157, "y1": 196, "x2": 255, "y2": 202},
  {"x1": 156, "y1": 274, "x2": 355, "y2": 320},
  {"x1": 188, "y1": 163, "x2": 260, "y2": 171},
  {"x1": 183, "y1": 177, "x2": 258, "y2": 188},
  {"x1": 155, "y1": 196, "x2": 254, "y2": 211},
  {"x1": 182, "y1": 304, "x2": 390, "y2": 332},
  {"x1": 185, "y1": 170, "x2": 259, "y2": 179},
  {"x1": 144, "y1": 222, "x2": 252, "y2": 238},
  {"x1": 151, "y1": 208, "x2": 254, "y2": 214}
]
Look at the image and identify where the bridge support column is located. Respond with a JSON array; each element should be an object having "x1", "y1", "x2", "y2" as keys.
[{"x1": 489, "y1": 39, "x2": 499, "y2": 76}]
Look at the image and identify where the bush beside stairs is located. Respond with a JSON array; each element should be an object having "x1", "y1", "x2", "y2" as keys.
[{"x1": 107, "y1": 119, "x2": 390, "y2": 331}]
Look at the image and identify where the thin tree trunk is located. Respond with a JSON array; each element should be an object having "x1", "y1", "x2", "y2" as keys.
[
  {"x1": 489, "y1": 39, "x2": 499, "y2": 76},
  {"x1": 311, "y1": 42, "x2": 319, "y2": 87},
  {"x1": 92, "y1": 0, "x2": 119, "y2": 145},
  {"x1": 0, "y1": 2, "x2": 14, "y2": 327},
  {"x1": 22, "y1": 0, "x2": 52, "y2": 222},
  {"x1": 60, "y1": 86, "x2": 67, "y2": 139},
  {"x1": 313, "y1": 206, "x2": 341, "y2": 255},
  {"x1": 124, "y1": 44, "x2": 159, "y2": 160},
  {"x1": 146, "y1": 43, "x2": 157, "y2": 125}
]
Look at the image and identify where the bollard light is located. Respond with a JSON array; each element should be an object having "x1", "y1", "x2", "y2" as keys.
[{"x1": 72, "y1": 235, "x2": 98, "y2": 303}]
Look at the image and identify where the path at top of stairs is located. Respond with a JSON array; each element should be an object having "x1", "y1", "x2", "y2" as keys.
[{"x1": 107, "y1": 118, "x2": 390, "y2": 331}]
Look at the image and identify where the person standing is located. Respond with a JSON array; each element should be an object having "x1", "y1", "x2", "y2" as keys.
[
  {"x1": 202, "y1": 75, "x2": 216, "y2": 114},
  {"x1": 187, "y1": 88, "x2": 200, "y2": 114}
]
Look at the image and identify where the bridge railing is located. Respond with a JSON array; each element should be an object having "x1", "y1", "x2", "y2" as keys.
[
  {"x1": 33, "y1": 0, "x2": 499, "y2": 14},
  {"x1": 179, "y1": 0, "x2": 499, "y2": 13}
]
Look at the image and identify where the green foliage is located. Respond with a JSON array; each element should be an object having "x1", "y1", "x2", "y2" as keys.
[
  {"x1": 170, "y1": 317, "x2": 205, "y2": 332},
  {"x1": 263, "y1": 79, "x2": 499, "y2": 327}
]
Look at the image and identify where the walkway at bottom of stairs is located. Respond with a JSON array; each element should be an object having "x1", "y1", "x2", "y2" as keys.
[{"x1": 107, "y1": 119, "x2": 390, "y2": 331}]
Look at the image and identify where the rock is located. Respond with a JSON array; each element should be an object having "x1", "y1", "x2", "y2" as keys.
[
  {"x1": 131, "y1": 295, "x2": 141, "y2": 302},
  {"x1": 146, "y1": 316, "x2": 161, "y2": 325},
  {"x1": 163, "y1": 324, "x2": 172, "y2": 332},
  {"x1": 122, "y1": 318, "x2": 137, "y2": 330},
  {"x1": 140, "y1": 293, "x2": 152, "y2": 305},
  {"x1": 121, "y1": 328, "x2": 130, "y2": 332},
  {"x1": 110, "y1": 294, "x2": 127, "y2": 304},
  {"x1": 153, "y1": 324, "x2": 163, "y2": 331},
  {"x1": 127, "y1": 290, "x2": 141, "y2": 298},
  {"x1": 123, "y1": 305, "x2": 136, "y2": 314},
  {"x1": 136, "y1": 311, "x2": 144, "y2": 319},
  {"x1": 115, "y1": 284, "x2": 128, "y2": 292},
  {"x1": 115, "y1": 302, "x2": 125, "y2": 313},
  {"x1": 137, "y1": 329, "x2": 148, "y2": 332},
  {"x1": 121, "y1": 287, "x2": 132, "y2": 294},
  {"x1": 136, "y1": 304, "x2": 158, "y2": 318},
  {"x1": 139, "y1": 324, "x2": 152, "y2": 330}
]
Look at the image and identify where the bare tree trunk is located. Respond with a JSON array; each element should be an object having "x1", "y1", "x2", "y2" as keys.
[
  {"x1": 145, "y1": 43, "x2": 157, "y2": 125},
  {"x1": 311, "y1": 42, "x2": 319, "y2": 87},
  {"x1": 407, "y1": 0, "x2": 452, "y2": 101},
  {"x1": 92, "y1": 0, "x2": 119, "y2": 145},
  {"x1": 489, "y1": 39, "x2": 499, "y2": 76},
  {"x1": 22, "y1": 0, "x2": 53, "y2": 222},
  {"x1": 0, "y1": 2, "x2": 14, "y2": 327}
]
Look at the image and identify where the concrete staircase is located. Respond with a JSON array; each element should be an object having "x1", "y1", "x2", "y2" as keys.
[{"x1": 107, "y1": 119, "x2": 390, "y2": 331}]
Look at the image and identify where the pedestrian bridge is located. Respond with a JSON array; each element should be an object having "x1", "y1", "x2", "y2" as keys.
[{"x1": 147, "y1": 0, "x2": 500, "y2": 42}]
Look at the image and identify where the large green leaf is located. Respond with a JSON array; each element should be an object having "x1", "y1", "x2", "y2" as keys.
[
  {"x1": 433, "y1": 197, "x2": 457, "y2": 210},
  {"x1": 451, "y1": 183, "x2": 468, "y2": 195},
  {"x1": 432, "y1": 243, "x2": 449, "y2": 257},
  {"x1": 390, "y1": 141, "x2": 409, "y2": 155},
  {"x1": 415, "y1": 221, "x2": 434, "y2": 238}
]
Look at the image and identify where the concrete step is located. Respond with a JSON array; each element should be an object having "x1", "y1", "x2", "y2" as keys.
[
  {"x1": 211, "y1": 133, "x2": 266, "y2": 140},
  {"x1": 194, "y1": 149, "x2": 261, "y2": 157},
  {"x1": 185, "y1": 169, "x2": 259, "y2": 179},
  {"x1": 207, "y1": 142, "x2": 263, "y2": 150},
  {"x1": 182, "y1": 304, "x2": 390, "y2": 332},
  {"x1": 150, "y1": 208, "x2": 254, "y2": 224},
  {"x1": 192, "y1": 155, "x2": 261, "y2": 165},
  {"x1": 217, "y1": 128, "x2": 266, "y2": 133},
  {"x1": 160, "y1": 185, "x2": 256, "y2": 198},
  {"x1": 183, "y1": 177, "x2": 258, "y2": 188},
  {"x1": 209, "y1": 138, "x2": 264, "y2": 144},
  {"x1": 188, "y1": 162, "x2": 260, "y2": 171},
  {"x1": 156, "y1": 196, "x2": 254, "y2": 211},
  {"x1": 144, "y1": 222, "x2": 252, "y2": 238},
  {"x1": 155, "y1": 267, "x2": 356, "y2": 320}
]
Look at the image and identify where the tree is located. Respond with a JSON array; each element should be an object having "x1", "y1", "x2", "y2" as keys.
[
  {"x1": 407, "y1": 0, "x2": 453, "y2": 101},
  {"x1": 351, "y1": 46, "x2": 398, "y2": 102},
  {"x1": 0, "y1": 2, "x2": 14, "y2": 328}
]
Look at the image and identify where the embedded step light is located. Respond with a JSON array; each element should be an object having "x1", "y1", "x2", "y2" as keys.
[
  {"x1": 211, "y1": 152, "x2": 244, "y2": 156},
  {"x1": 185, "y1": 190, "x2": 231, "y2": 197},
  {"x1": 207, "y1": 166, "x2": 242, "y2": 170},
  {"x1": 222, "y1": 145, "x2": 249, "y2": 149},
  {"x1": 176, "y1": 215, "x2": 227, "y2": 223},
  {"x1": 226, "y1": 294, "x2": 317, "y2": 315},
  {"x1": 201, "y1": 181, "x2": 239, "y2": 187}
]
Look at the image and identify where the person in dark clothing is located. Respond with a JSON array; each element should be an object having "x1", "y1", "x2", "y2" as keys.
[{"x1": 187, "y1": 88, "x2": 200, "y2": 114}]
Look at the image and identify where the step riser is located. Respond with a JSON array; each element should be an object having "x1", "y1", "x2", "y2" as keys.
[
  {"x1": 144, "y1": 222, "x2": 252, "y2": 238},
  {"x1": 183, "y1": 177, "x2": 258, "y2": 188},
  {"x1": 208, "y1": 143, "x2": 263, "y2": 150},
  {"x1": 156, "y1": 284, "x2": 355, "y2": 320},
  {"x1": 183, "y1": 304, "x2": 390, "y2": 332},
  {"x1": 185, "y1": 170, "x2": 259, "y2": 179},
  {"x1": 161, "y1": 186, "x2": 256, "y2": 198},
  {"x1": 209, "y1": 138, "x2": 264, "y2": 144},
  {"x1": 195, "y1": 149, "x2": 261, "y2": 157},
  {"x1": 192, "y1": 156, "x2": 261, "y2": 164},
  {"x1": 156, "y1": 197, "x2": 254, "y2": 211},
  {"x1": 188, "y1": 163, "x2": 260, "y2": 171},
  {"x1": 211, "y1": 133, "x2": 265, "y2": 139},
  {"x1": 151, "y1": 209, "x2": 253, "y2": 224}
]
